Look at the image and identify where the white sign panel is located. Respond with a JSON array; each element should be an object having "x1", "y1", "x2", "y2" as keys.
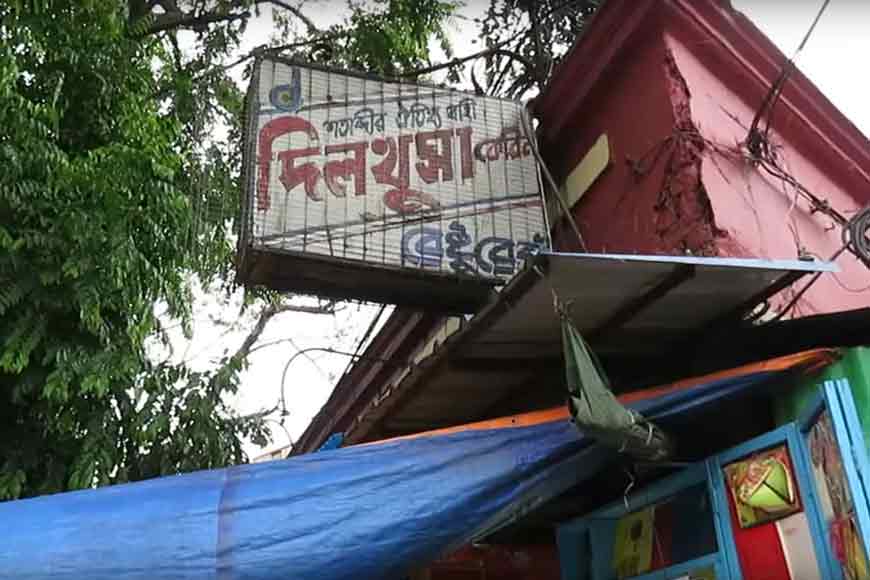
[{"x1": 245, "y1": 57, "x2": 546, "y2": 284}]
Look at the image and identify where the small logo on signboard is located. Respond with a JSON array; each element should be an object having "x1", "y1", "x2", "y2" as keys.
[{"x1": 269, "y1": 67, "x2": 303, "y2": 112}]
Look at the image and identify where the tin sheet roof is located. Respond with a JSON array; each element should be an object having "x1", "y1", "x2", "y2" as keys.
[
  {"x1": 467, "y1": 252, "x2": 837, "y2": 358},
  {"x1": 343, "y1": 253, "x2": 835, "y2": 442}
]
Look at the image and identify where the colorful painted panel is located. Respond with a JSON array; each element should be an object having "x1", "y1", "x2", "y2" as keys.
[
  {"x1": 807, "y1": 409, "x2": 870, "y2": 580},
  {"x1": 723, "y1": 445, "x2": 801, "y2": 528},
  {"x1": 613, "y1": 506, "x2": 655, "y2": 578}
]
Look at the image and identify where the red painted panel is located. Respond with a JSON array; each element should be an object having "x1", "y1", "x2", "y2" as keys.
[
  {"x1": 725, "y1": 478, "x2": 792, "y2": 580},
  {"x1": 664, "y1": 31, "x2": 870, "y2": 315},
  {"x1": 545, "y1": 26, "x2": 720, "y2": 257}
]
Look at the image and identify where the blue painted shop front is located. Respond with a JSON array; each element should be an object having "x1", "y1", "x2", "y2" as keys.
[{"x1": 557, "y1": 380, "x2": 870, "y2": 580}]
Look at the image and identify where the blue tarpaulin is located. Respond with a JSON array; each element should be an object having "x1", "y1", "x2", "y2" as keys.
[{"x1": 0, "y1": 369, "x2": 786, "y2": 579}]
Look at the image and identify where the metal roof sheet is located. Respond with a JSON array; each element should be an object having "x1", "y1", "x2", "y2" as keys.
[
  {"x1": 472, "y1": 252, "x2": 838, "y2": 357},
  {"x1": 345, "y1": 253, "x2": 837, "y2": 442}
]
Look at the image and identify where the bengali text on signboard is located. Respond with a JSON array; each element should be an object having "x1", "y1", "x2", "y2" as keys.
[{"x1": 244, "y1": 57, "x2": 547, "y2": 284}]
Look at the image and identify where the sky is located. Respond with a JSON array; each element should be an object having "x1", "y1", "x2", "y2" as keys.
[
  {"x1": 209, "y1": 0, "x2": 870, "y2": 458},
  {"x1": 734, "y1": 0, "x2": 870, "y2": 137}
]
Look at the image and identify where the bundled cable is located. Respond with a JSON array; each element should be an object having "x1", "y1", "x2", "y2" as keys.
[{"x1": 843, "y1": 206, "x2": 870, "y2": 267}]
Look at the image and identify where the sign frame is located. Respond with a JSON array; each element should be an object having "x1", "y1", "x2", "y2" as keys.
[{"x1": 236, "y1": 55, "x2": 547, "y2": 312}]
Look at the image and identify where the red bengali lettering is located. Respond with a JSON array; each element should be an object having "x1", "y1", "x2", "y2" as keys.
[
  {"x1": 455, "y1": 126, "x2": 474, "y2": 181},
  {"x1": 415, "y1": 129, "x2": 454, "y2": 184},
  {"x1": 257, "y1": 116, "x2": 320, "y2": 210},
  {"x1": 258, "y1": 123, "x2": 482, "y2": 213},
  {"x1": 277, "y1": 147, "x2": 322, "y2": 201},
  {"x1": 324, "y1": 141, "x2": 368, "y2": 197},
  {"x1": 370, "y1": 135, "x2": 413, "y2": 190},
  {"x1": 371, "y1": 135, "x2": 438, "y2": 214}
]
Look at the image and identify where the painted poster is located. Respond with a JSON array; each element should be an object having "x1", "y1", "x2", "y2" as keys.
[
  {"x1": 613, "y1": 505, "x2": 655, "y2": 578},
  {"x1": 807, "y1": 410, "x2": 870, "y2": 580},
  {"x1": 723, "y1": 445, "x2": 801, "y2": 528},
  {"x1": 244, "y1": 56, "x2": 546, "y2": 286},
  {"x1": 776, "y1": 512, "x2": 822, "y2": 580}
]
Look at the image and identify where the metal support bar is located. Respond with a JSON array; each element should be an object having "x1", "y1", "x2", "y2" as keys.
[{"x1": 710, "y1": 269, "x2": 805, "y2": 330}]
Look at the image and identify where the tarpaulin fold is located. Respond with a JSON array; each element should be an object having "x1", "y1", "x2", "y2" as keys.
[
  {"x1": 0, "y1": 421, "x2": 590, "y2": 580},
  {"x1": 0, "y1": 365, "x2": 812, "y2": 580}
]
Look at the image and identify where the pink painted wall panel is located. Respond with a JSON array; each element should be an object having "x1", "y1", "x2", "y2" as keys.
[
  {"x1": 666, "y1": 33, "x2": 870, "y2": 315},
  {"x1": 538, "y1": 0, "x2": 869, "y2": 317}
]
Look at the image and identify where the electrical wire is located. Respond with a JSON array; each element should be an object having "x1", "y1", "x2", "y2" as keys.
[
  {"x1": 771, "y1": 244, "x2": 845, "y2": 322},
  {"x1": 747, "y1": 0, "x2": 832, "y2": 152},
  {"x1": 743, "y1": 2, "x2": 870, "y2": 318},
  {"x1": 771, "y1": 207, "x2": 870, "y2": 321},
  {"x1": 264, "y1": 418, "x2": 295, "y2": 450},
  {"x1": 278, "y1": 347, "x2": 400, "y2": 418},
  {"x1": 830, "y1": 273, "x2": 870, "y2": 294},
  {"x1": 519, "y1": 105, "x2": 587, "y2": 251},
  {"x1": 337, "y1": 304, "x2": 387, "y2": 381},
  {"x1": 755, "y1": 156, "x2": 847, "y2": 226}
]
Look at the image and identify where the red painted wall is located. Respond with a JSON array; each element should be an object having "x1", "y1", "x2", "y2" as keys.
[
  {"x1": 544, "y1": 15, "x2": 719, "y2": 257},
  {"x1": 539, "y1": 0, "x2": 870, "y2": 316}
]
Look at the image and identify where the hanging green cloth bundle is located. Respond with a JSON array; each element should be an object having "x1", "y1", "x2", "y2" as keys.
[{"x1": 562, "y1": 315, "x2": 672, "y2": 462}]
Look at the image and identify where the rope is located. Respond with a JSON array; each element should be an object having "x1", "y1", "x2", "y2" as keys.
[{"x1": 622, "y1": 467, "x2": 635, "y2": 511}]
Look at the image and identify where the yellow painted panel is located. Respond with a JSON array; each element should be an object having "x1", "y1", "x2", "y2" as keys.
[{"x1": 553, "y1": 134, "x2": 610, "y2": 217}]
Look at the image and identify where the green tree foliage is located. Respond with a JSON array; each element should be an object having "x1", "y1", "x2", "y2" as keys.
[
  {"x1": 313, "y1": 0, "x2": 459, "y2": 77},
  {"x1": 478, "y1": 0, "x2": 600, "y2": 98},
  {"x1": 0, "y1": 0, "x2": 457, "y2": 500},
  {"x1": 0, "y1": 1, "x2": 202, "y2": 497},
  {"x1": 0, "y1": 0, "x2": 597, "y2": 501}
]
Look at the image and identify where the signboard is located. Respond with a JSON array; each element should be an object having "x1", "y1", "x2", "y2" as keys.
[{"x1": 237, "y1": 56, "x2": 547, "y2": 311}]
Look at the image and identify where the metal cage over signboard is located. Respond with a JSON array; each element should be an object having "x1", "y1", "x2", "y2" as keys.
[{"x1": 236, "y1": 56, "x2": 547, "y2": 312}]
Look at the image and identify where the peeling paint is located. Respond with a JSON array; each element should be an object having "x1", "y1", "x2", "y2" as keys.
[{"x1": 654, "y1": 49, "x2": 728, "y2": 256}]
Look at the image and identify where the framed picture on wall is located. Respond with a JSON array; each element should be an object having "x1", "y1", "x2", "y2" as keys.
[{"x1": 723, "y1": 445, "x2": 801, "y2": 528}]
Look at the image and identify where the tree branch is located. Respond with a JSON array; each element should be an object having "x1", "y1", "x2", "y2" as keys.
[
  {"x1": 273, "y1": 302, "x2": 337, "y2": 315},
  {"x1": 153, "y1": 0, "x2": 180, "y2": 13},
  {"x1": 239, "y1": 405, "x2": 279, "y2": 421},
  {"x1": 398, "y1": 43, "x2": 533, "y2": 79},
  {"x1": 220, "y1": 30, "x2": 346, "y2": 71},
  {"x1": 231, "y1": 301, "x2": 335, "y2": 362},
  {"x1": 167, "y1": 29, "x2": 184, "y2": 71},
  {"x1": 135, "y1": 7, "x2": 250, "y2": 36},
  {"x1": 257, "y1": 0, "x2": 319, "y2": 35},
  {"x1": 231, "y1": 304, "x2": 278, "y2": 363}
]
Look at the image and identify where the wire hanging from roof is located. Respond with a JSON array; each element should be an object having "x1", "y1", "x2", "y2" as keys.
[
  {"x1": 746, "y1": 0, "x2": 832, "y2": 157},
  {"x1": 336, "y1": 304, "x2": 388, "y2": 381},
  {"x1": 519, "y1": 105, "x2": 587, "y2": 251},
  {"x1": 771, "y1": 207, "x2": 870, "y2": 321}
]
